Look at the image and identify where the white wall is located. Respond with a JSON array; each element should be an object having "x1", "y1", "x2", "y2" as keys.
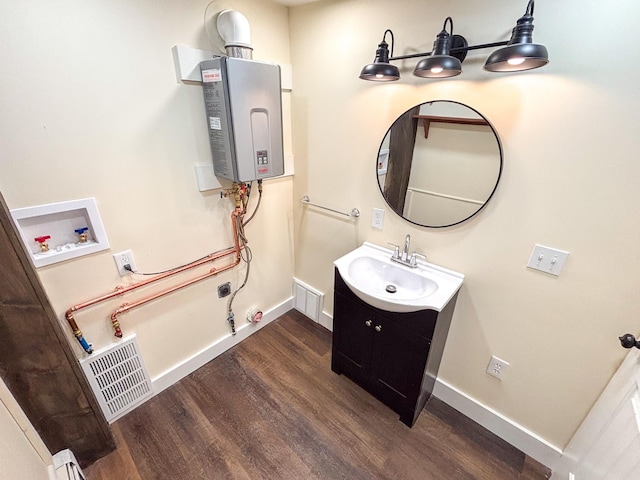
[
  {"x1": 0, "y1": 0, "x2": 294, "y2": 381},
  {"x1": 289, "y1": 0, "x2": 640, "y2": 452},
  {"x1": 0, "y1": 379, "x2": 52, "y2": 480}
]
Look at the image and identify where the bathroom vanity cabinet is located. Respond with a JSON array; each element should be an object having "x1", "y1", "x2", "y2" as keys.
[{"x1": 331, "y1": 269, "x2": 459, "y2": 427}]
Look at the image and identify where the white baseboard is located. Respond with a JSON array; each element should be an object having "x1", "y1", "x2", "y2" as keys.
[
  {"x1": 318, "y1": 310, "x2": 333, "y2": 331},
  {"x1": 151, "y1": 297, "x2": 294, "y2": 395},
  {"x1": 433, "y1": 378, "x2": 562, "y2": 469}
]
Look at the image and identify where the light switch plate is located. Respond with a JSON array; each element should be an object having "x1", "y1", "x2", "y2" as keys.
[{"x1": 527, "y1": 244, "x2": 569, "y2": 276}]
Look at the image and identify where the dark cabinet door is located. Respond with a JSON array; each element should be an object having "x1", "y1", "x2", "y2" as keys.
[
  {"x1": 369, "y1": 317, "x2": 431, "y2": 419},
  {"x1": 332, "y1": 288, "x2": 432, "y2": 424},
  {"x1": 331, "y1": 291, "x2": 374, "y2": 381}
]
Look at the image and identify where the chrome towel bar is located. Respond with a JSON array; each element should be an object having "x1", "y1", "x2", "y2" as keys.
[{"x1": 301, "y1": 195, "x2": 360, "y2": 218}]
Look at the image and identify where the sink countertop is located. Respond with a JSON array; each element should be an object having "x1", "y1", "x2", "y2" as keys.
[{"x1": 334, "y1": 242, "x2": 464, "y2": 313}]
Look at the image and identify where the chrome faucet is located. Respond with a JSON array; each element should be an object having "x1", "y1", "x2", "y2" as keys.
[
  {"x1": 402, "y1": 234, "x2": 411, "y2": 261},
  {"x1": 389, "y1": 234, "x2": 426, "y2": 268}
]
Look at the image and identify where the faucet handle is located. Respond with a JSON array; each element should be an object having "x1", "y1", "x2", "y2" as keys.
[
  {"x1": 410, "y1": 252, "x2": 426, "y2": 266},
  {"x1": 387, "y1": 243, "x2": 400, "y2": 259}
]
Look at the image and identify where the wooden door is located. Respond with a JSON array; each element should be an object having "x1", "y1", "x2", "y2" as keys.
[
  {"x1": 0, "y1": 192, "x2": 114, "y2": 466},
  {"x1": 551, "y1": 347, "x2": 640, "y2": 479}
]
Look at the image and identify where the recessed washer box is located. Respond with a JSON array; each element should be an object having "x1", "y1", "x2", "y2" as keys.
[{"x1": 10, "y1": 197, "x2": 110, "y2": 268}]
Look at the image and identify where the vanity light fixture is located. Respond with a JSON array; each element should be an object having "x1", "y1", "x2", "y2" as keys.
[
  {"x1": 360, "y1": 0, "x2": 548, "y2": 82},
  {"x1": 413, "y1": 17, "x2": 466, "y2": 78},
  {"x1": 483, "y1": 0, "x2": 548, "y2": 72},
  {"x1": 359, "y1": 29, "x2": 401, "y2": 81}
]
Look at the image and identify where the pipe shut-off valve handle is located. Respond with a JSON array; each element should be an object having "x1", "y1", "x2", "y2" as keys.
[{"x1": 619, "y1": 333, "x2": 640, "y2": 349}]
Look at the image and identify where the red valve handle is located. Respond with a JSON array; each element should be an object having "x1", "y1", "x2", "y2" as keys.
[{"x1": 34, "y1": 235, "x2": 51, "y2": 243}]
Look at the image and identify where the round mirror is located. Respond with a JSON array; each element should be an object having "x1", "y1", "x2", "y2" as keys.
[{"x1": 377, "y1": 100, "x2": 502, "y2": 228}]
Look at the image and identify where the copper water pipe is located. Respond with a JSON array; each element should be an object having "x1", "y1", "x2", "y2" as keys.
[
  {"x1": 110, "y1": 208, "x2": 244, "y2": 337},
  {"x1": 65, "y1": 248, "x2": 236, "y2": 316},
  {"x1": 65, "y1": 205, "x2": 245, "y2": 353},
  {"x1": 110, "y1": 259, "x2": 240, "y2": 337}
]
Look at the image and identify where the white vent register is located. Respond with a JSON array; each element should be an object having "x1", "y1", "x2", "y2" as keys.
[
  {"x1": 293, "y1": 278, "x2": 324, "y2": 322},
  {"x1": 80, "y1": 335, "x2": 152, "y2": 422}
]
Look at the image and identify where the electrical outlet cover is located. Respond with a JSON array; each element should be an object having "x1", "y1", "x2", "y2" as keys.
[
  {"x1": 113, "y1": 250, "x2": 136, "y2": 276},
  {"x1": 372, "y1": 208, "x2": 385, "y2": 230},
  {"x1": 486, "y1": 355, "x2": 510, "y2": 380}
]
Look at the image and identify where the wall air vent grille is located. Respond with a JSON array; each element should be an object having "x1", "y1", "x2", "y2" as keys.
[
  {"x1": 80, "y1": 335, "x2": 152, "y2": 423},
  {"x1": 293, "y1": 277, "x2": 324, "y2": 322}
]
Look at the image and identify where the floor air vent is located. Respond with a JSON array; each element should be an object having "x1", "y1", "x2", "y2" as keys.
[
  {"x1": 80, "y1": 334, "x2": 153, "y2": 423},
  {"x1": 293, "y1": 278, "x2": 324, "y2": 322}
]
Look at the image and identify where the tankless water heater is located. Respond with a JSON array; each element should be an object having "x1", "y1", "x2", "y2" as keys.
[{"x1": 200, "y1": 57, "x2": 284, "y2": 182}]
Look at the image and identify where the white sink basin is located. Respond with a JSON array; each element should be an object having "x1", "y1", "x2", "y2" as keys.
[{"x1": 334, "y1": 242, "x2": 464, "y2": 313}]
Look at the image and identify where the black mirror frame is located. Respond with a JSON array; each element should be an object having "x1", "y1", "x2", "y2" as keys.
[{"x1": 376, "y1": 100, "x2": 503, "y2": 228}]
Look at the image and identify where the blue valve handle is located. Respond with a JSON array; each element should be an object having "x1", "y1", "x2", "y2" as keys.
[
  {"x1": 74, "y1": 227, "x2": 89, "y2": 234},
  {"x1": 76, "y1": 334, "x2": 94, "y2": 354}
]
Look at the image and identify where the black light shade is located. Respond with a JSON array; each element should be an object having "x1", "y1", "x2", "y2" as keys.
[
  {"x1": 359, "y1": 60, "x2": 400, "y2": 81},
  {"x1": 484, "y1": 0, "x2": 549, "y2": 72},
  {"x1": 413, "y1": 55, "x2": 461, "y2": 78},
  {"x1": 360, "y1": 30, "x2": 400, "y2": 81},
  {"x1": 413, "y1": 18, "x2": 462, "y2": 79}
]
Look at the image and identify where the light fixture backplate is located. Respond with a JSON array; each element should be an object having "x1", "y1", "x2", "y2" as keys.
[{"x1": 450, "y1": 34, "x2": 469, "y2": 62}]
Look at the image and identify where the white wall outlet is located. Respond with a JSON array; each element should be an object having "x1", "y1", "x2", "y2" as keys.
[
  {"x1": 527, "y1": 244, "x2": 569, "y2": 276},
  {"x1": 372, "y1": 208, "x2": 385, "y2": 230},
  {"x1": 486, "y1": 355, "x2": 510, "y2": 380},
  {"x1": 113, "y1": 250, "x2": 136, "y2": 276}
]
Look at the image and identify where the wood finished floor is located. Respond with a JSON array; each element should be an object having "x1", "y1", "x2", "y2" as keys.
[{"x1": 85, "y1": 309, "x2": 551, "y2": 480}]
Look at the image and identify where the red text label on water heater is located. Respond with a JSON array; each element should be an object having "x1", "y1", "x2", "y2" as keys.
[{"x1": 202, "y1": 69, "x2": 222, "y2": 83}]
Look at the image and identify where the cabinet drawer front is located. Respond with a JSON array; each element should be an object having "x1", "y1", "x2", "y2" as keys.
[{"x1": 383, "y1": 309, "x2": 437, "y2": 340}]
